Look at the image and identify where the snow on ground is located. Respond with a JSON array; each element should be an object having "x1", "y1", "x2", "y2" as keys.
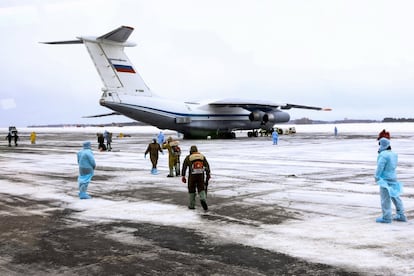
[{"x1": 1, "y1": 122, "x2": 414, "y2": 275}]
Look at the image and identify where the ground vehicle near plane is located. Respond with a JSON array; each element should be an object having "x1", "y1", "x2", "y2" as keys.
[
  {"x1": 256, "y1": 127, "x2": 296, "y2": 137},
  {"x1": 275, "y1": 127, "x2": 296, "y2": 135},
  {"x1": 43, "y1": 26, "x2": 330, "y2": 139}
]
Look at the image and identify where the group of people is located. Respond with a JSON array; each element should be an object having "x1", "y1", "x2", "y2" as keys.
[
  {"x1": 79, "y1": 131, "x2": 211, "y2": 211},
  {"x1": 144, "y1": 132, "x2": 210, "y2": 210},
  {"x1": 5, "y1": 130, "x2": 19, "y2": 147},
  {"x1": 97, "y1": 130, "x2": 112, "y2": 151},
  {"x1": 77, "y1": 128, "x2": 407, "y2": 221},
  {"x1": 144, "y1": 132, "x2": 181, "y2": 177},
  {"x1": 5, "y1": 130, "x2": 36, "y2": 146}
]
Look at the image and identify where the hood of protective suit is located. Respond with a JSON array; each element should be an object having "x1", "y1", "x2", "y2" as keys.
[
  {"x1": 83, "y1": 141, "x2": 91, "y2": 149},
  {"x1": 378, "y1": 138, "x2": 390, "y2": 152}
]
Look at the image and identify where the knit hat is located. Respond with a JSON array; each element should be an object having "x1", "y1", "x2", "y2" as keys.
[
  {"x1": 83, "y1": 141, "x2": 91, "y2": 149},
  {"x1": 190, "y1": 145, "x2": 198, "y2": 153},
  {"x1": 378, "y1": 138, "x2": 390, "y2": 152}
]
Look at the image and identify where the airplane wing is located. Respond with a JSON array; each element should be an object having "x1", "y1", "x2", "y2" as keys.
[
  {"x1": 82, "y1": 112, "x2": 121, "y2": 118},
  {"x1": 97, "y1": 25, "x2": 134, "y2": 43},
  {"x1": 209, "y1": 98, "x2": 331, "y2": 112},
  {"x1": 40, "y1": 40, "x2": 83, "y2": 45},
  {"x1": 40, "y1": 26, "x2": 134, "y2": 45}
]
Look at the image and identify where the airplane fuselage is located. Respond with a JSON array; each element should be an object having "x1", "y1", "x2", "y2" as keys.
[{"x1": 100, "y1": 92, "x2": 290, "y2": 138}]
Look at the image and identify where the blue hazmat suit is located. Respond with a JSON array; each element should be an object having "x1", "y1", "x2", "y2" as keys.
[
  {"x1": 77, "y1": 141, "x2": 96, "y2": 199},
  {"x1": 375, "y1": 138, "x2": 405, "y2": 222},
  {"x1": 272, "y1": 130, "x2": 279, "y2": 145},
  {"x1": 157, "y1": 131, "x2": 165, "y2": 145}
]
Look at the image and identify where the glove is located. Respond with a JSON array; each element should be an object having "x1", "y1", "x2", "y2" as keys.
[
  {"x1": 181, "y1": 176, "x2": 186, "y2": 183},
  {"x1": 206, "y1": 174, "x2": 211, "y2": 182}
]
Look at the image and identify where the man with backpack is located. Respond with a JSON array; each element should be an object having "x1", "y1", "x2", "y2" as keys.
[
  {"x1": 162, "y1": 136, "x2": 181, "y2": 177},
  {"x1": 181, "y1": 145, "x2": 211, "y2": 211}
]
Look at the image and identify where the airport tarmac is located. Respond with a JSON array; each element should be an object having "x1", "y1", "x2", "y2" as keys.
[{"x1": 1, "y1": 123, "x2": 414, "y2": 275}]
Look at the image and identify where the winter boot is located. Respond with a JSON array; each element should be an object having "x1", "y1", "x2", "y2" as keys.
[
  {"x1": 200, "y1": 200, "x2": 208, "y2": 211},
  {"x1": 188, "y1": 193, "x2": 196, "y2": 209},
  {"x1": 79, "y1": 191, "x2": 91, "y2": 199},
  {"x1": 167, "y1": 167, "x2": 174, "y2": 177},
  {"x1": 199, "y1": 190, "x2": 208, "y2": 211},
  {"x1": 376, "y1": 217, "x2": 391, "y2": 223},
  {"x1": 78, "y1": 183, "x2": 91, "y2": 199},
  {"x1": 393, "y1": 214, "x2": 407, "y2": 222}
]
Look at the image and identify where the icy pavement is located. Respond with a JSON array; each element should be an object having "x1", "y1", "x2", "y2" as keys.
[{"x1": 1, "y1": 123, "x2": 413, "y2": 275}]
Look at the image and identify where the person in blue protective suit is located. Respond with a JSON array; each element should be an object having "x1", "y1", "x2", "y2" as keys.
[
  {"x1": 157, "y1": 131, "x2": 165, "y2": 145},
  {"x1": 77, "y1": 141, "x2": 96, "y2": 199},
  {"x1": 375, "y1": 138, "x2": 407, "y2": 223},
  {"x1": 272, "y1": 129, "x2": 279, "y2": 145}
]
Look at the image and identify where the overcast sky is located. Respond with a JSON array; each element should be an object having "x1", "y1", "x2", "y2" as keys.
[{"x1": 1, "y1": 0, "x2": 414, "y2": 127}]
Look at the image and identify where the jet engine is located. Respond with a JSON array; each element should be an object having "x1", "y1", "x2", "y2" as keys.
[
  {"x1": 248, "y1": 111, "x2": 265, "y2": 121},
  {"x1": 262, "y1": 111, "x2": 290, "y2": 123}
]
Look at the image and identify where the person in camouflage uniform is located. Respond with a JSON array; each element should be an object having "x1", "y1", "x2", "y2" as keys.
[{"x1": 162, "y1": 136, "x2": 181, "y2": 177}]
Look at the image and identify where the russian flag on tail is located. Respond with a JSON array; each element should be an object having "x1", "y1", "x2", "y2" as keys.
[{"x1": 112, "y1": 63, "x2": 136, "y2": 73}]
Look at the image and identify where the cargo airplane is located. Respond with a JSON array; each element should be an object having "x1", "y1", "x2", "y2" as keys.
[{"x1": 43, "y1": 26, "x2": 331, "y2": 139}]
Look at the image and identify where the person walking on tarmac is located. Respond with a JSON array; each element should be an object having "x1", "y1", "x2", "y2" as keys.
[
  {"x1": 162, "y1": 136, "x2": 181, "y2": 177},
  {"x1": 13, "y1": 132, "x2": 19, "y2": 146},
  {"x1": 271, "y1": 129, "x2": 279, "y2": 145},
  {"x1": 97, "y1": 133, "x2": 106, "y2": 151},
  {"x1": 30, "y1": 131, "x2": 37, "y2": 144},
  {"x1": 181, "y1": 145, "x2": 211, "y2": 211},
  {"x1": 375, "y1": 138, "x2": 407, "y2": 223},
  {"x1": 145, "y1": 138, "x2": 163, "y2": 174},
  {"x1": 77, "y1": 141, "x2": 96, "y2": 199},
  {"x1": 157, "y1": 131, "x2": 165, "y2": 145},
  {"x1": 103, "y1": 130, "x2": 112, "y2": 151},
  {"x1": 6, "y1": 132, "x2": 13, "y2": 147}
]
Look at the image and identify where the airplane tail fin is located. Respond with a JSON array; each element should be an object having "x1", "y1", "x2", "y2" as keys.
[{"x1": 42, "y1": 26, "x2": 153, "y2": 98}]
